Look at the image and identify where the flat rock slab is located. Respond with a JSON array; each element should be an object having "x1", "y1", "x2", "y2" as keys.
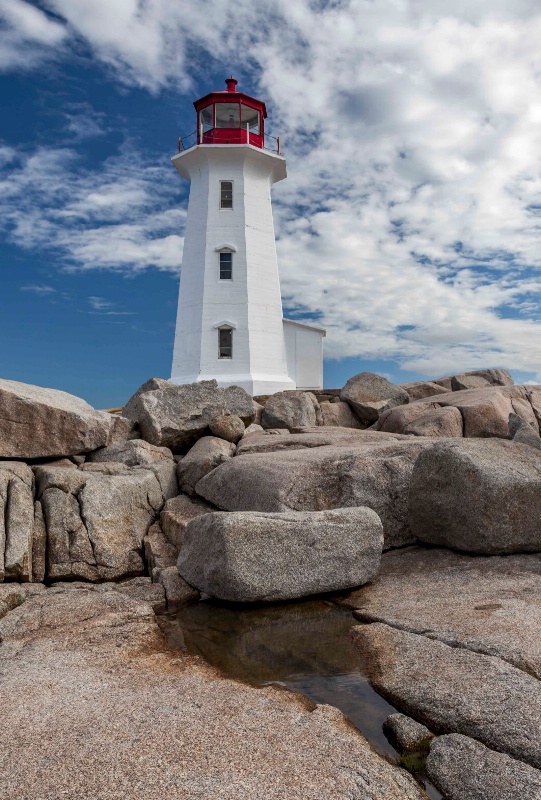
[
  {"x1": 0, "y1": 587, "x2": 428, "y2": 800},
  {"x1": 340, "y1": 546, "x2": 541, "y2": 677},
  {"x1": 236, "y1": 428, "x2": 407, "y2": 455},
  {"x1": 197, "y1": 439, "x2": 435, "y2": 549},
  {"x1": 178, "y1": 507, "x2": 383, "y2": 602},
  {"x1": 0, "y1": 378, "x2": 113, "y2": 458},
  {"x1": 427, "y1": 734, "x2": 541, "y2": 800},
  {"x1": 352, "y1": 622, "x2": 541, "y2": 769}
]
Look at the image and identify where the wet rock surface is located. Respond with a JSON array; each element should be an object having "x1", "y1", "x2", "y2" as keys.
[
  {"x1": 0, "y1": 587, "x2": 429, "y2": 800},
  {"x1": 427, "y1": 734, "x2": 541, "y2": 800},
  {"x1": 352, "y1": 622, "x2": 541, "y2": 769}
]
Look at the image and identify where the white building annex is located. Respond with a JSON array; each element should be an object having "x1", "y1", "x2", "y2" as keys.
[{"x1": 170, "y1": 77, "x2": 325, "y2": 396}]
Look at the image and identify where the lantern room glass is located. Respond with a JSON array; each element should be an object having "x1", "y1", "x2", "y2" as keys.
[
  {"x1": 215, "y1": 103, "x2": 240, "y2": 128},
  {"x1": 241, "y1": 104, "x2": 260, "y2": 134},
  {"x1": 200, "y1": 105, "x2": 213, "y2": 131}
]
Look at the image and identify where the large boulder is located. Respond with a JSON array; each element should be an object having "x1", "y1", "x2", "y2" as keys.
[
  {"x1": 0, "y1": 379, "x2": 113, "y2": 458},
  {"x1": 409, "y1": 439, "x2": 541, "y2": 554},
  {"x1": 122, "y1": 379, "x2": 254, "y2": 449},
  {"x1": 434, "y1": 368, "x2": 514, "y2": 391},
  {"x1": 177, "y1": 507, "x2": 383, "y2": 602},
  {"x1": 352, "y1": 622, "x2": 541, "y2": 769},
  {"x1": 177, "y1": 436, "x2": 235, "y2": 496},
  {"x1": 509, "y1": 413, "x2": 541, "y2": 451},
  {"x1": 209, "y1": 414, "x2": 245, "y2": 443},
  {"x1": 86, "y1": 439, "x2": 173, "y2": 465},
  {"x1": 340, "y1": 372, "x2": 409, "y2": 422},
  {"x1": 0, "y1": 462, "x2": 37, "y2": 582},
  {"x1": 427, "y1": 734, "x2": 541, "y2": 800},
  {"x1": 320, "y1": 400, "x2": 363, "y2": 428},
  {"x1": 235, "y1": 428, "x2": 405, "y2": 456},
  {"x1": 261, "y1": 391, "x2": 321, "y2": 430},
  {"x1": 196, "y1": 439, "x2": 435, "y2": 548},
  {"x1": 35, "y1": 463, "x2": 177, "y2": 581},
  {"x1": 403, "y1": 406, "x2": 463, "y2": 437},
  {"x1": 401, "y1": 381, "x2": 451, "y2": 401}
]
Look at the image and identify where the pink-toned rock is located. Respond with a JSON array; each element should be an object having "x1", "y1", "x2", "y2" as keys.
[
  {"x1": 160, "y1": 493, "x2": 214, "y2": 550},
  {"x1": 401, "y1": 381, "x2": 451, "y2": 401},
  {"x1": 403, "y1": 406, "x2": 463, "y2": 438},
  {"x1": 320, "y1": 401, "x2": 363, "y2": 428}
]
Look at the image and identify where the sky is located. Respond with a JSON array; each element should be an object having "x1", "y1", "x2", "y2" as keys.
[{"x1": 2, "y1": 0, "x2": 541, "y2": 407}]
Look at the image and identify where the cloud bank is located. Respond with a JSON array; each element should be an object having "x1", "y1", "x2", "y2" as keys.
[{"x1": 2, "y1": 0, "x2": 541, "y2": 377}]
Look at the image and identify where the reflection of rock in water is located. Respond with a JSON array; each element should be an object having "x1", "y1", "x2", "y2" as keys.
[{"x1": 177, "y1": 600, "x2": 358, "y2": 683}]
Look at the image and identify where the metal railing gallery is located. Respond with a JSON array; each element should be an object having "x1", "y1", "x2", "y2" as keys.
[{"x1": 177, "y1": 128, "x2": 282, "y2": 155}]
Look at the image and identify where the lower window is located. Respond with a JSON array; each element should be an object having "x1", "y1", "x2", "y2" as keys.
[{"x1": 218, "y1": 327, "x2": 233, "y2": 358}]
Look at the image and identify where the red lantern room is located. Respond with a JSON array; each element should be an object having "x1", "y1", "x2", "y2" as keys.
[{"x1": 193, "y1": 76, "x2": 267, "y2": 149}]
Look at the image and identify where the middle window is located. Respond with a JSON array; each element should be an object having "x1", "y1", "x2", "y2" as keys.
[{"x1": 219, "y1": 251, "x2": 233, "y2": 280}]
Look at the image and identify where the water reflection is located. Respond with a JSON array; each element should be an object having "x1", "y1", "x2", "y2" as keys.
[{"x1": 164, "y1": 598, "x2": 442, "y2": 800}]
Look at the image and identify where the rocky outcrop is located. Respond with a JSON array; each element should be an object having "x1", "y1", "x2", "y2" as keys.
[
  {"x1": 509, "y1": 412, "x2": 541, "y2": 450},
  {"x1": 178, "y1": 507, "x2": 383, "y2": 602},
  {"x1": 35, "y1": 463, "x2": 177, "y2": 581},
  {"x1": 352, "y1": 622, "x2": 541, "y2": 769},
  {"x1": 160, "y1": 493, "x2": 214, "y2": 551},
  {"x1": 154, "y1": 566, "x2": 199, "y2": 610},
  {"x1": 383, "y1": 713, "x2": 433, "y2": 753},
  {"x1": 87, "y1": 438, "x2": 173, "y2": 465},
  {"x1": 261, "y1": 390, "x2": 321, "y2": 430},
  {"x1": 340, "y1": 372, "x2": 409, "y2": 422},
  {"x1": 236, "y1": 428, "x2": 405, "y2": 456},
  {"x1": 320, "y1": 400, "x2": 363, "y2": 428},
  {"x1": 143, "y1": 521, "x2": 177, "y2": 575},
  {"x1": 197, "y1": 439, "x2": 435, "y2": 548},
  {"x1": 0, "y1": 462, "x2": 43, "y2": 582},
  {"x1": 409, "y1": 439, "x2": 541, "y2": 554},
  {"x1": 341, "y1": 546, "x2": 541, "y2": 678},
  {"x1": 122, "y1": 379, "x2": 254, "y2": 449},
  {"x1": 0, "y1": 378, "x2": 113, "y2": 458},
  {"x1": 401, "y1": 381, "x2": 451, "y2": 401},
  {"x1": 0, "y1": 587, "x2": 428, "y2": 800},
  {"x1": 433, "y1": 368, "x2": 514, "y2": 391},
  {"x1": 427, "y1": 734, "x2": 541, "y2": 800},
  {"x1": 403, "y1": 405, "x2": 463, "y2": 437},
  {"x1": 209, "y1": 414, "x2": 245, "y2": 443},
  {"x1": 177, "y1": 436, "x2": 236, "y2": 495}
]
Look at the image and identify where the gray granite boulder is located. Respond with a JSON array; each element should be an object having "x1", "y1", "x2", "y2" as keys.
[
  {"x1": 236, "y1": 428, "x2": 403, "y2": 456},
  {"x1": 427, "y1": 734, "x2": 541, "y2": 800},
  {"x1": 508, "y1": 412, "x2": 541, "y2": 450},
  {"x1": 177, "y1": 507, "x2": 383, "y2": 602},
  {"x1": 87, "y1": 438, "x2": 173, "y2": 465},
  {"x1": 209, "y1": 414, "x2": 245, "y2": 443},
  {"x1": 160, "y1": 493, "x2": 214, "y2": 551},
  {"x1": 122, "y1": 379, "x2": 254, "y2": 449},
  {"x1": 320, "y1": 400, "x2": 363, "y2": 428},
  {"x1": 197, "y1": 439, "x2": 434, "y2": 549},
  {"x1": 143, "y1": 521, "x2": 177, "y2": 575},
  {"x1": 177, "y1": 436, "x2": 235, "y2": 496},
  {"x1": 0, "y1": 462, "x2": 36, "y2": 582},
  {"x1": 383, "y1": 713, "x2": 433, "y2": 753},
  {"x1": 434, "y1": 368, "x2": 514, "y2": 391},
  {"x1": 340, "y1": 372, "x2": 409, "y2": 422},
  {"x1": 409, "y1": 439, "x2": 541, "y2": 554},
  {"x1": 352, "y1": 622, "x2": 541, "y2": 769},
  {"x1": 35, "y1": 463, "x2": 177, "y2": 581},
  {"x1": 0, "y1": 378, "x2": 113, "y2": 458},
  {"x1": 261, "y1": 390, "x2": 321, "y2": 430},
  {"x1": 154, "y1": 566, "x2": 199, "y2": 610}
]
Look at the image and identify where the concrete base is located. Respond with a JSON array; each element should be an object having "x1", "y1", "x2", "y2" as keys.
[{"x1": 170, "y1": 373, "x2": 296, "y2": 395}]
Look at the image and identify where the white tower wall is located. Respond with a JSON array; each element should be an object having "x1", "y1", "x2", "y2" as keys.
[{"x1": 171, "y1": 144, "x2": 295, "y2": 395}]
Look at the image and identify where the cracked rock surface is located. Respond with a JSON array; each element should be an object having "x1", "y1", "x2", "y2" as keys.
[{"x1": 0, "y1": 586, "x2": 429, "y2": 800}]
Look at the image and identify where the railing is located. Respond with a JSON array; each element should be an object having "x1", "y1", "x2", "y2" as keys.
[{"x1": 176, "y1": 129, "x2": 282, "y2": 155}]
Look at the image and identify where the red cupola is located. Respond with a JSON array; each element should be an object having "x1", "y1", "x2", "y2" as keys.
[{"x1": 193, "y1": 76, "x2": 267, "y2": 148}]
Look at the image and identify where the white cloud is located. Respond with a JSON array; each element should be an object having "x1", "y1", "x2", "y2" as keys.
[
  {"x1": 4, "y1": 1, "x2": 541, "y2": 376},
  {"x1": 20, "y1": 284, "x2": 56, "y2": 294},
  {"x1": 0, "y1": 0, "x2": 67, "y2": 70}
]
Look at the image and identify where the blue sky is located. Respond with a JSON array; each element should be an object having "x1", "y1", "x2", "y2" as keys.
[{"x1": 2, "y1": 1, "x2": 541, "y2": 407}]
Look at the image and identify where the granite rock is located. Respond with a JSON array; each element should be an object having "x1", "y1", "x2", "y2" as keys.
[
  {"x1": 434, "y1": 369, "x2": 514, "y2": 391},
  {"x1": 320, "y1": 400, "x2": 363, "y2": 428},
  {"x1": 508, "y1": 412, "x2": 541, "y2": 450},
  {"x1": 154, "y1": 565, "x2": 199, "y2": 610},
  {"x1": 383, "y1": 713, "x2": 433, "y2": 753},
  {"x1": 340, "y1": 372, "x2": 409, "y2": 422},
  {"x1": 427, "y1": 734, "x2": 541, "y2": 800},
  {"x1": 401, "y1": 381, "x2": 452, "y2": 401},
  {"x1": 403, "y1": 406, "x2": 463, "y2": 437},
  {"x1": 122, "y1": 379, "x2": 254, "y2": 449},
  {"x1": 87, "y1": 438, "x2": 174, "y2": 466},
  {"x1": 209, "y1": 414, "x2": 245, "y2": 443},
  {"x1": 261, "y1": 390, "x2": 321, "y2": 430},
  {"x1": 177, "y1": 436, "x2": 236, "y2": 496},
  {"x1": 0, "y1": 462, "x2": 35, "y2": 582},
  {"x1": 409, "y1": 439, "x2": 541, "y2": 553},
  {"x1": 197, "y1": 439, "x2": 435, "y2": 549},
  {"x1": 160, "y1": 493, "x2": 214, "y2": 551},
  {"x1": 352, "y1": 622, "x2": 541, "y2": 769},
  {"x1": 0, "y1": 378, "x2": 113, "y2": 458},
  {"x1": 178, "y1": 507, "x2": 383, "y2": 602},
  {"x1": 236, "y1": 428, "x2": 406, "y2": 456}
]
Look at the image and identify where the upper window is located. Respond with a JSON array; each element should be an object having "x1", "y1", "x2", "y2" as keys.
[
  {"x1": 241, "y1": 104, "x2": 260, "y2": 135},
  {"x1": 218, "y1": 327, "x2": 233, "y2": 359},
  {"x1": 220, "y1": 181, "x2": 233, "y2": 209},
  {"x1": 200, "y1": 105, "x2": 213, "y2": 132},
  {"x1": 215, "y1": 103, "x2": 240, "y2": 128},
  {"x1": 219, "y1": 251, "x2": 233, "y2": 280}
]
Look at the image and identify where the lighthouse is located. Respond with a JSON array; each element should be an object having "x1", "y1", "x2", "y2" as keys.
[{"x1": 171, "y1": 77, "x2": 325, "y2": 395}]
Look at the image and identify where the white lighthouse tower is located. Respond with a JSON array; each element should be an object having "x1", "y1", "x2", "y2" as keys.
[{"x1": 171, "y1": 77, "x2": 324, "y2": 395}]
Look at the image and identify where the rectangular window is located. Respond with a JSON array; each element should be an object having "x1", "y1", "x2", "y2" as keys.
[
  {"x1": 218, "y1": 328, "x2": 233, "y2": 359},
  {"x1": 200, "y1": 105, "x2": 213, "y2": 132},
  {"x1": 220, "y1": 181, "x2": 233, "y2": 209},
  {"x1": 219, "y1": 252, "x2": 232, "y2": 280},
  {"x1": 241, "y1": 104, "x2": 260, "y2": 135},
  {"x1": 215, "y1": 103, "x2": 240, "y2": 128}
]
